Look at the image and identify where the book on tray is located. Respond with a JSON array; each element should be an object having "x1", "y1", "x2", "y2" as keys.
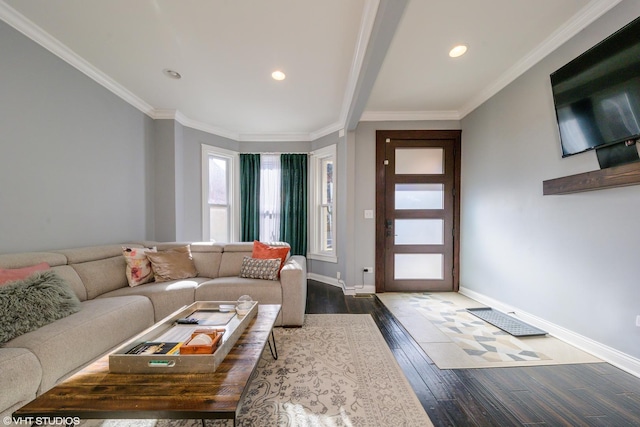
[{"x1": 126, "y1": 342, "x2": 182, "y2": 355}]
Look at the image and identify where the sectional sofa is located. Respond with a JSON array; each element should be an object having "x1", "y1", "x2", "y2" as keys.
[{"x1": 0, "y1": 241, "x2": 307, "y2": 420}]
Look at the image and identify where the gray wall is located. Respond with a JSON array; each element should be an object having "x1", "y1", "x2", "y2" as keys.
[
  {"x1": 0, "y1": 20, "x2": 153, "y2": 253},
  {"x1": 179, "y1": 127, "x2": 239, "y2": 241},
  {"x1": 460, "y1": 0, "x2": 640, "y2": 359},
  {"x1": 306, "y1": 132, "x2": 345, "y2": 281},
  {"x1": 153, "y1": 120, "x2": 178, "y2": 242},
  {"x1": 176, "y1": 126, "x2": 313, "y2": 242}
]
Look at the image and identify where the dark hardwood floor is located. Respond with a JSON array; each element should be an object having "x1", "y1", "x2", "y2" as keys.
[{"x1": 305, "y1": 280, "x2": 640, "y2": 426}]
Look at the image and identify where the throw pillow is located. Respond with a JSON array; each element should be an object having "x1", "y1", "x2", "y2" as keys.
[
  {"x1": 252, "y1": 241, "x2": 290, "y2": 273},
  {"x1": 145, "y1": 245, "x2": 198, "y2": 283},
  {"x1": 0, "y1": 270, "x2": 82, "y2": 344},
  {"x1": 0, "y1": 262, "x2": 50, "y2": 286},
  {"x1": 239, "y1": 257, "x2": 281, "y2": 281},
  {"x1": 122, "y1": 247, "x2": 157, "y2": 287}
]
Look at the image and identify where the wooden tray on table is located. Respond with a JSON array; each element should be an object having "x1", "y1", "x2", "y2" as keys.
[{"x1": 109, "y1": 300, "x2": 257, "y2": 374}]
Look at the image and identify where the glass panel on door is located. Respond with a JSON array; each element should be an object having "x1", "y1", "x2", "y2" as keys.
[
  {"x1": 395, "y1": 219, "x2": 444, "y2": 245},
  {"x1": 395, "y1": 183, "x2": 444, "y2": 210},
  {"x1": 395, "y1": 148, "x2": 444, "y2": 175},
  {"x1": 394, "y1": 254, "x2": 444, "y2": 280}
]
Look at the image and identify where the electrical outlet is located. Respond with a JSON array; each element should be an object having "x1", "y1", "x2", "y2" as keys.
[
  {"x1": 363, "y1": 267, "x2": 373, "y2": 273},
  {"x1": 337, "y1": 272, "x2": 341, "y2": 280},
  {"x1": 636, "y1": 315, "x2": 640, "y2": 327}
]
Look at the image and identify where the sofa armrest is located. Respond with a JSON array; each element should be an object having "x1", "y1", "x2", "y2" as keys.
[
  {"x1": 279, "y1": 255, "x2": 307, "y2": 326},
  {"x1": 0, "y1": 348, "x2": 42, "y2": 418}
]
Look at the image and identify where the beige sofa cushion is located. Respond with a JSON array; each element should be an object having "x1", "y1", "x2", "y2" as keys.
[
  {"x1": 55, "y1": 245, "x2": 125, "y2": 264},
  {"x1": 218, "y1": 243, "x2": 253, "y2": 277},
  {"x1": 195, "y1": 277, "x2": 283, "y2": 323},
  {"x1": 51, "y1": 265, "x2": 87, "y2": 301},
  {"x1": 0, "y1": 252, "x2": 66, "y2": 270},
  {"x1": 99, "y1": 278, "x2": 208, "y2": 321},
  {"x1": 71, "y1": 256, "x2": 128, "y2": 300},
  {"x1": 4, "y1": 296, "x2": 154, "y2": 393},
  {"x1": 55, "y1": 245, "x2": 132, "y2": 299},
  {"x1": 189, "y1": 243, "x2": 224, "y2": 279}
]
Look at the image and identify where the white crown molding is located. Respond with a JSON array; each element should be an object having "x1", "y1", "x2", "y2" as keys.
[
  {"x1": 458, "y1": 0, "x2": 624, "y2": 118},
  {"x1": 154, "y1": 108, "x2": 335, "y2": 142},
  {"x1": 459, "y1": 286, "x2": 640, "y2": 379},
  {"x1": 174, "y1": 112, "x2": 240, "y2": 141},
  {"x1": 0, "y1": 0, "x2": 155, "y2": 117},
  {"x1": 237, "y1": 132, "x2": 313, "y2": 142},
  {"x1": 151, "y1": 109, "x2": 180, "y2": 121},
  {"x1": 310, "y1": 121, "x2": 345, "y2": 141},
  {"x1": 360, "y1": 110, "x2": 461, "y2": 121}
]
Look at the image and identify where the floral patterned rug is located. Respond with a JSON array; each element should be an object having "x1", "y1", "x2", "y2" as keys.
[{"x1": 78, "y1": 314, "x2": 432, "y2": 427}]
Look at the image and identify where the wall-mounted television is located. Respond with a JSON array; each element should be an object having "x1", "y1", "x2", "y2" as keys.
[{"x1": 550, "y1": 16, "x2": 640, "y2": 159}]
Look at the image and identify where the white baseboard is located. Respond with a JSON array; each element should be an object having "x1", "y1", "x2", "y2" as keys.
[
  {"x1": 307, "y1": 273, "x2": 375, "y2": 296},
  {"x1": 308, "y1": 273, "x2": 342, "y2": 288},
  {"x1": 459, "y1": 286, "x2": 640, "y2": 378}
]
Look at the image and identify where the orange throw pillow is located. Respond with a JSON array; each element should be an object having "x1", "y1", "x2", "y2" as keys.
[{"x1": 252, "y1": 241, "x2": 290, "y2": 273}]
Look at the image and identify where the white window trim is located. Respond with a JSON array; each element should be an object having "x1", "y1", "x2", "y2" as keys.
[
  {"x1": 308, "y1": 144, "x2": 337, "y2": 263},
  {"x1": 201, "y1": 144, "x2": 240, "y2": 242}
]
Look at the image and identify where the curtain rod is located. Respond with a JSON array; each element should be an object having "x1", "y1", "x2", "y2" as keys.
[{"x1": 241, "y1": 152, "x2": 308, "y2": 155}]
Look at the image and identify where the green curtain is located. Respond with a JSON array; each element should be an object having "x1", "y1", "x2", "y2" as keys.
[
  {"x1": 240, "y1": 154, "x2": 260, "y2": 242},
  {"x1": 280, "y1": 154, "x2": 307, "y2": 255}
]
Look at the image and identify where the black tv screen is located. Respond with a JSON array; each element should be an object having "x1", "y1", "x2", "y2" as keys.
[{"x1": 550, "y1": 16, "x2": 640, "y2": 157}]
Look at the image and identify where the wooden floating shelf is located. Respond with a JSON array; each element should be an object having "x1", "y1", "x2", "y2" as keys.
[{"x1": 543, "y1": 161, "x2": 640, "y2": 195}]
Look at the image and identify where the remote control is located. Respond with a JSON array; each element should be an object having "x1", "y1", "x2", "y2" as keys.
[{"x1": 176, "y1": 317, "x2": 199, "y2": 324}]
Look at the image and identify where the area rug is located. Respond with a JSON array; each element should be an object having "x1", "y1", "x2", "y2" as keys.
[
  {"x1": 78, "y1": 314, "x2": 432, "y2": 427},
  {"x1": 377, "y1": 292, "x2": 603, "y2": 370}
]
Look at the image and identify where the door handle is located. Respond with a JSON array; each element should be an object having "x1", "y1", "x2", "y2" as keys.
[{"x1": 386, "y1": 220, "x2": 393, "y2": 237}]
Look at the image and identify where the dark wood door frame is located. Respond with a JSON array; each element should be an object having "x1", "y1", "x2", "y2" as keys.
[{"x1": 375, "y1": 130, "x2": 461, "y2": 293}]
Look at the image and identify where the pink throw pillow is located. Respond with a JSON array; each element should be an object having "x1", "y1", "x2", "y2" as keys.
[{"x1": 0, "y1": 262, "x2": 50, "y2": 286}]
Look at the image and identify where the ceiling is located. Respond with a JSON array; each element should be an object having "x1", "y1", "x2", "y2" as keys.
[{"x1": 0, "y1": 0, "x2": 622, "y2": 141}]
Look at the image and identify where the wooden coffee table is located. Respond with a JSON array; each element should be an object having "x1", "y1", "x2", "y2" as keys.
[{"x1": 13, "y1": 304, "x2": 281, "y2": 425}]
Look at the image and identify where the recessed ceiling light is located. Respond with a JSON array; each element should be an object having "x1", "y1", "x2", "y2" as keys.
[
  {"x1": 271, "y1": 70, "x2": 286, "y2": 81},
  {"x1": 163, "y1": 69, "x2": 182, "y2": 79},
  {"x1": 449, "y1": 44, "x2": 468, "y2": 58}
]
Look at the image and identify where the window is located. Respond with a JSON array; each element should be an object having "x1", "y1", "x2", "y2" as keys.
[
  {"x1": 259, "y1": 154, "x2": 281, "y2": 242},
  {"x1": 201, "y1": 145, "x2": 238, "y2": 242},
  {"x1": 309, "y1": 145, "x2": 336, "y2": 262}
]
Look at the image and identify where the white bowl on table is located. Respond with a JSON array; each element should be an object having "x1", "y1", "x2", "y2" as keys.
[{"x1": 219, "y1": 304, "x2": 235, "y2": 312}]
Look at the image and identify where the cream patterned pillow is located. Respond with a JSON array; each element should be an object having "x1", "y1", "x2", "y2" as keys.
[
  {"x1": 122, "y1": 247, "x2": 157, "y2": 287},
  {"x1": 239, "y1": 257, "x2": 280, "y2": 281}
]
